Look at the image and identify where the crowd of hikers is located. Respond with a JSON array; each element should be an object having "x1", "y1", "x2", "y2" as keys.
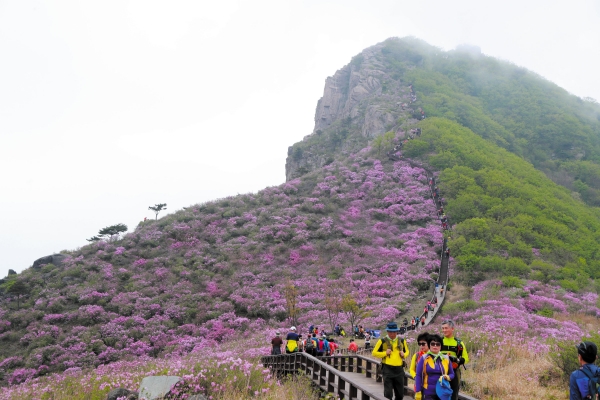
[
  {"x1": 271, "y1": 324, "x2": 384, "y2": 357},
  {"x1": 266, "y1": 145, "x2": 473, "y2": 399}
]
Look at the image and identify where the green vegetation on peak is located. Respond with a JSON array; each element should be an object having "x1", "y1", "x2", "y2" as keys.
[
  {"x1": 385, "y1": 38, "x2": 600, "y2": 205},
  {"x1": 415, "y1": 117, "x2": 600, "y2": 289}
]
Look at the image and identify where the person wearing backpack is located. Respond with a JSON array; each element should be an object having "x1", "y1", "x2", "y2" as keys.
[
  {"x1": 570, "y1": 341, "x2": 600, "y2": 400},
  {"x1": 415, "y1": 334, "x2": 454, "y2": 400},
  {"x1": 441, "y1": 320, "x2": 469, "y2": 400},
  {"x1": 410, "y1": 332, "x2": 430, "y2": 400},
  {"x1": 285, "y1": 326, "x2": 300, "y2": 354},
  {"x1": 304, "y1": 335, "x2": 316, "y2": 357},
  {"x1": 328, "y1": 338, "x2": 338, "y2": 355},
  {"x1": 372, "y1": 322, "x2": 410, "y2": 400},
  {"x1": 316, "y1": 335, "x2": 329, "y2": 357}
]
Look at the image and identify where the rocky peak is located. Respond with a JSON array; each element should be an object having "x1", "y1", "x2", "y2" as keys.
[{"x1": 286, "y1": 39, "x2": 423, "y2": 181}]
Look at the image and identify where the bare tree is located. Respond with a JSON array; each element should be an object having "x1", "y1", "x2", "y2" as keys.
[
  {"x1": 284, "y1": 281, "x2": 299, "y2": 328},
  {"x1": 341, "y1": 294, "x2": 371, "y2": 334},
  {"x1": 324, "y1": 286, "x2": 343, "y2": 333}
]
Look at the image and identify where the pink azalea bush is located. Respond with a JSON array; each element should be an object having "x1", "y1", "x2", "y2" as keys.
[{"x1": 0, "y1": 155, "x2": 443, "y2": 387}]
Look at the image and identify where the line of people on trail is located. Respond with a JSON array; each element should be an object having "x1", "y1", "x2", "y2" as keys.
[
  {"x1": 272, "y1": 326, "x2": 369, "y2": 357},
  {"x1": 387, "y1": 127, "x2": 422, "y2": 161},
  {"x1": 396, "y1": 175, "x2": 447, "y2": 336},
  {"x1": 373, "y1": 320, "x2": 469, "y2": 400}
]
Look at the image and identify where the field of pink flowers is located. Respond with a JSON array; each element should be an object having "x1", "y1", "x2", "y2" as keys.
[
  {"x1": 0, "y1": 333, "x2": 316, "y2": 399},
  {"x1": 0, "y1": 149, "x2": 443, "y2": 388},
  {"x1": 4, "y1": 141, "x2": 599, "y2": 399}
]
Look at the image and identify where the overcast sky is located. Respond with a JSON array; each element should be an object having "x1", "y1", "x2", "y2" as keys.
[{"x1": 1, "y1": 0, "x2": 599, "y2": 278}]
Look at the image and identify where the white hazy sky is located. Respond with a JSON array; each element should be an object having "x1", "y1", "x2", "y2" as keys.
[{"x1": 1, "y1": 0, "x2": 599, "y2": 278}]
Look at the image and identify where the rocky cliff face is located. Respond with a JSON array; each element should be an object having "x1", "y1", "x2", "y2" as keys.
[{"x1": 285, "y1": 39, "x2": 421, "y2": 181}]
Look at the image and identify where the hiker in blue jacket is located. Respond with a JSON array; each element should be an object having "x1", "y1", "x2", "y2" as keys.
[{"x1": 570, "y1": 341, "x2": 600, "y2": 400}]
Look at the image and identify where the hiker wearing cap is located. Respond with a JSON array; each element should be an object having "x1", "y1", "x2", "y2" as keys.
[
  {"x1": 372, "y1": 322, "x2": 410, "y2": 400},
  {"x1": 440, "y1": 320, "x2": 469, "y2": 400},
  {"x1": 570, "y1": 341, "x2": 600, "y2": 400},
  {"x1": 271, "y1": 332, "x2": 283, "y2": 355},
  {"x1": 285, "y1": 326, "x2": 300, "y2": 354}
]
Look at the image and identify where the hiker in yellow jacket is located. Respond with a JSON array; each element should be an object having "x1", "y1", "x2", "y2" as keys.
[
  {"x1": 441, "y1": 320, "x2": 469, "y2": 400},
  {"x1": 372, "y1": 322, "x2": 409, "y2": 400}
]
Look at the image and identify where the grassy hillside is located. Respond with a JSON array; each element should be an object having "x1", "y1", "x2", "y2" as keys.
[
  {"x1": 3, "y1": 37, "x2": 600, "y2": 398},
  {"x1": 0, "y1": 155, "x2": 442, "y2": 384},
  {"x1": 411, "y1": 117, "x2": 600, "y2": 288},
  {"x1": 384, "y1": 38, "x2": 600, "y2": 206}
]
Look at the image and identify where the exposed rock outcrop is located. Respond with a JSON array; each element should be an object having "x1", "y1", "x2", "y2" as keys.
[
  {"x1": 106, "y1": 388, "x2": 138, "y2": 400},
  {"x1": 138, "y1": 376, "x2": 181, "y2": 400},
  {"x1": 32, "y1": 254, "x2": 67, "y2": 269},
  {"x1": 285, "y1": 39, "x2": 421, "y2": 181}
]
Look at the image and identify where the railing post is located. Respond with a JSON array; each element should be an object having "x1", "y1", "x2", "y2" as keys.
[
  {"x1": 337, "y1": 377, "x2": 346, "y2": 399},
  {"x1": 365, "y1": 360, "x2": 372, "y2": 378},
  {"x1": 349, "y1": 383, "x2": 358, "y2": 399},
  {"x1": 319, "y1": 363, "x2": 327, "y2": 388},
  {"x1": 327, "y1": 368, "x2": 335, "y2": 392}
]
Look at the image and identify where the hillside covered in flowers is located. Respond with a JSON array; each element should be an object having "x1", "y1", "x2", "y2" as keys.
[
  {"x1": 3, "y1": 37, "x2": 600, "y2": 399},
  {"x1": 0, "y1": 152, "x2": 444, "y2": 385}
]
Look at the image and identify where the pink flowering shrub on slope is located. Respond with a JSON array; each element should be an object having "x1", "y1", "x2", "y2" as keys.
[{"x1": 0, "y1": 156, "x2": 443, "y2": 383}]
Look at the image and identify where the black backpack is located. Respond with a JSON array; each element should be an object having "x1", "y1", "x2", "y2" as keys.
[
  {"x1": 305, "y1": 338, "x2": 315, "y2": 352},
  {"x1": 580, "y1": 365, "x2": 600, "y2": 399}
]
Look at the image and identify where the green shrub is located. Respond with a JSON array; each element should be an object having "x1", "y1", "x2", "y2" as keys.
[
  {"x1": 403, "y1": 139, "x2": 430, "y2": 157},
  {"x1": 537, "y1": 306, "x2": 554, "y2": 318},
  {"x1": 549, "y1": 334, "x2": 600, "y2": 383},
  {"x1": 412, "y1": 278, "x2": 431, "y2": 292},
  {"x1": 442, "y1": 299, "x2": 478, "y2": 314},
  {"x1": 501, "y1": 276, "x2": 523, "y2": 288}
]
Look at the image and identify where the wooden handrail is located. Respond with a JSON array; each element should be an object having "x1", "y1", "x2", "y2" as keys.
[
  {"x1": 262, "y1": 352, "x2": 478, "y2": 399},
  {"x1": 262, "y1": 352, "x2": 387, "y2": 400}
]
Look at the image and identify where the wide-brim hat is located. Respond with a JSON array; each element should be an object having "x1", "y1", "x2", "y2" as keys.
[{"x1": 386, "y1": 322, "x2": 400, "y2": 332}]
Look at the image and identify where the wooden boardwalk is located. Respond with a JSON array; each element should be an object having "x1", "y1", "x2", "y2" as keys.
[
  {"x1": 261, "y1": 352, "x2": 478, "y2": 400},
  {"x1": 260, "y1": 174, "x2": 473, "y2": 399},
  {"x1": 335, "y1": 370, "x2": 413, "y2": 400}
]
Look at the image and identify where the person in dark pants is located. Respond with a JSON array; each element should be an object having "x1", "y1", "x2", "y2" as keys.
[
  {"x1": 372, "y1": 322, "x2": 409, "y2": 400},
  {"x1": 441, "y1": 320, "x2": 469, "y2": 400},
  {"x1": 271, "y1": 331, "x2": 283, "y2": 355}
]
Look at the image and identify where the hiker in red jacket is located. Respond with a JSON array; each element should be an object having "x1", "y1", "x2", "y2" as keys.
[{"x1": 348, "y1": 339, "x2": 359, "y2": 353}]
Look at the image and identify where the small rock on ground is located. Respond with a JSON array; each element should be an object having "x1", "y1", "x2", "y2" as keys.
[{"x1": 106, "y1": 388, "x2": 138, "y2": 400}]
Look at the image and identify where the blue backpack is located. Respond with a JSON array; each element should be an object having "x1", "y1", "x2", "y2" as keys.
[{"x1": 580, "y1": 365, "x2": 600, "y2": 399}]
